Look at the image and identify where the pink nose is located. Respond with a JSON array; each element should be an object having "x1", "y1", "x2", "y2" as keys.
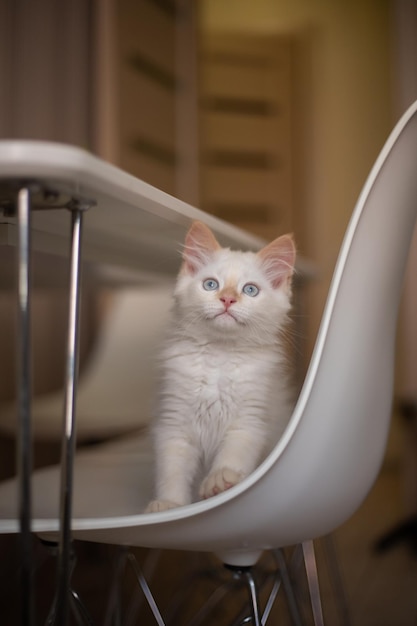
[{"x1": 220, "y1": 295, "x2": 237, "y2": 310}]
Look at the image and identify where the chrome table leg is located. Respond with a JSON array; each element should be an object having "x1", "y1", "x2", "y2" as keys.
[
  {"x1": 17, "y1": 187, "x2": 34, "y2": 626},
  {"x1": 51, "y1": 208, "x2": 85, "y2": 626}
]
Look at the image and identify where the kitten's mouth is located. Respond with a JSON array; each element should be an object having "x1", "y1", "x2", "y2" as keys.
[{"x1": 214, "y1": 310, "x2": 242, "y2": 324}]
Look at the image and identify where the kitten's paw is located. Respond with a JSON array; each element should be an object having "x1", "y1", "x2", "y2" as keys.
[
  {"x1": 144, "y1": 499, "x2": 181, "y2": 513},
  {"x1": 199, "y1": 468, "x2": 244, "y2": 499}
]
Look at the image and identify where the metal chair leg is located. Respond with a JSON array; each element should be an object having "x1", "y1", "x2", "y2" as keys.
[
  {"x1": 273, "y1": 549, "x2": 304, "y2": 626},
  {"x1": 127, "y1": 552, "x2": 166, "y2": 626},
  {"x1": 186, "y1": 578, "x2": 236, "y2": 626},
  {"x1": 103, "y1": 547, "x2": 129, "y2": 626},
  {"x1": 302, "y1": 541, "x2": 324, "y2": 626},
  {"x1": 125, "y1": 549, "x2": 162, "y2": 626},
  {"x1": 321, "y1": 535, "x2": 351, "y2": 626},
  {"x1": 244, "y1": 569, "x2": 262, "y2": 626},
  {"x1": 257, "y1": 569, "x2": 282, "y2": 625},
  {"x1": 113, "y1": 544, "x2": 325, "y2": 626},
  {"x1": 223, "y1": 566, "x2": 263, "y2": 626},
  {"x1": 70, "y1": 588, "x2": 96, "y2": 626},
  {"x1": 186, "y1": 550, "x2": 306, "y2": 626}
]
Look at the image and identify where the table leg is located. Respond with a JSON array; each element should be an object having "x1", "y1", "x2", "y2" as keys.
[
  {"x1": 52, "y1": 209, "x2": 84, "y2": 626},
  {"x1": 16, "y1": 187, "x2": 34, "y2": 626}
]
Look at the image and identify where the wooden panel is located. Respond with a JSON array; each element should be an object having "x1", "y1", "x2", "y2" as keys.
[
  {"x1": 203, "y1": 63, "x2": 274, "y2": 101},
  {"x1": 203, "y1": 168, "x2": 286, "y2": 207},
  {"x1": 201, "y1": 112, "x2": 288, "y2": 153},
  {"x1": 121, "y1": 150, "x2": 176, "y2": 195},
  {"x1": 199, "y1": 33, "x2": 294, "y2": 237},
  {"x1": 202, "y1": 36, "x2": 292, "y2": 100},
  {"x1": 119, "y1": 68, "x2": 176, "y2": 147},
  {"x1": 112, "y1": 0, "x2": 199, "y2": 202},
  {"x1": 118, "y1": 0, "x2": 176, "y2": 75},
  {"x1": 116, "y1": 0, "x2": 179, "y2": 193}
]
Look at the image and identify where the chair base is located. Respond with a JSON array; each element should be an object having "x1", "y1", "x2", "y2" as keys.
[
  {"x1": 120, "y1": 542, "x2": 323, "y2": 626},
  {"x1": 29, "y1": 537, "x2": 352, "y2": 625}
]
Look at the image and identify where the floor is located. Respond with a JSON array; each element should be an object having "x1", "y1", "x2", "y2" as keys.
[{"x1": 1, "y1": 415, "x2": 417, "y2": 625}]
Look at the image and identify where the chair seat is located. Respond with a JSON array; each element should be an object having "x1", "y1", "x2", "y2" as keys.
[{"x1": 0, "y1": 431, "x2": 154, "y2": 532}]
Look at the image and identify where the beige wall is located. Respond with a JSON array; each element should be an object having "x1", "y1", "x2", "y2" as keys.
[{"x1": 200, "y1": 0, "x2": 393, "y2": 356}]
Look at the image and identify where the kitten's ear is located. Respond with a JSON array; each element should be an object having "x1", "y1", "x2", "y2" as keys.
[
  {"x1": 181, "y1": 221, "x2": 221, "y2": 275},
  {"x1": 257, "y1": 234, "x2": 296, "y2": 289}
]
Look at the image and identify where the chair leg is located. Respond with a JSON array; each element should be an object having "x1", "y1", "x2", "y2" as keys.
[
  {"x1": 221, "y1": 566, "x2": 263, "y2": 626},
  {"x1": 243, "y1": 569, "x2": 262, "y2": 626},
  {"x1": 127, "y1": 552, "x2": 166, "y2": 626},
  {"x1": 257, "y1": 565, "x2": 282, "y2": 625},
  {"x1": 70, "y1": 588, "x2": 95, "y2": 626},
  {"x1": 273, "y1": 549, "x2": 304, "y2": 626},
  {"x1": 321, "y1": 535, "x2": 351, "y2": 626},
  {"x1": 302, "y1": 541, "x2": 324, "y2": 626},
  {"x1": 111, "y1": 545, "x2": 324, "y2": 626},
  {"x1": 125, "y1": 549, "x2": 162, "y2": 626},
  {"x1": 188, "y1": 551, "x2": 306, "y2": 626},
  {"x1": 103, "y1": 547, "x2": 129, "y2": 626},
  {"x1": 186, "y1": 576, "x2": 236, "y2": 626}
]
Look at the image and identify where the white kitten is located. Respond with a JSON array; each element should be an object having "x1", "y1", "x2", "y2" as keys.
[{"x1": 146, "y1": 221, "x2": 296, "y2": 513}]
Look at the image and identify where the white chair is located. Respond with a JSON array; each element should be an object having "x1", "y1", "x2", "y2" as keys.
[{"x1": 2, "y1": 99, "x2": 417, "y2": 624}]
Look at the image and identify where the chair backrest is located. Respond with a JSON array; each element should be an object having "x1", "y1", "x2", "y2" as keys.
[
  {"x1": 215, "y1": 99, "x2": 417, "y2": 548},
  {"x1": 150, "y1": 100, "x2": 417, "y2": 557}
]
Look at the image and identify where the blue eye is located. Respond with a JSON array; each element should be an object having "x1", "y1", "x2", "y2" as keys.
[
  {"x1": 243, "y1": 283, "x2": 259, "y2": 297},
  {"x1": 203, "y1": 278, "x2": 219, "y2": 291}
]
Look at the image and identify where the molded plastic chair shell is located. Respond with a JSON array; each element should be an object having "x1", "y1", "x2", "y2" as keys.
[{"x1": 1, "y1": 101, "x2": 417, "y2": 566}]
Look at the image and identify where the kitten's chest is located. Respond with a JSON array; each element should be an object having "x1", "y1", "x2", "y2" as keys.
[
  {"x1": 188, "y1": 354, "x2": 244, "y2": 435},
  {"x1": 168, "y1": 344, "x2": 271, "y2": 416},
  {"x1": 183, "y1": 349, "x2": 240, "y2": 399}
]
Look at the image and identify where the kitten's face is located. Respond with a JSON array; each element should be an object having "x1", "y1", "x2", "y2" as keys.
[{"x1": 173, "y1": 222, "x2": 296, "y2": 343}]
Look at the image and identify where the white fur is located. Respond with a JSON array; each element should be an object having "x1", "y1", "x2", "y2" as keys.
[{"x1": 146, "y1": 236, "x2": 294, "y2": 512}]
